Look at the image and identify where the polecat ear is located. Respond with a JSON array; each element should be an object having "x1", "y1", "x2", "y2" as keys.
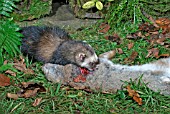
[{"x1": 78, "y1": 53, "x2": 86, "y2": 62}]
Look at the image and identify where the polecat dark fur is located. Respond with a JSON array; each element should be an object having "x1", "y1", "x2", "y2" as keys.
[{"x1": 21, "y1": 26, "x2": 99, "y2": 70}]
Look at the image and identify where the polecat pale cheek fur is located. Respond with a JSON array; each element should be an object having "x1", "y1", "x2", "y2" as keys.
[{"x1": 80, "y1": 54, "x2": 99, "y2": 70}]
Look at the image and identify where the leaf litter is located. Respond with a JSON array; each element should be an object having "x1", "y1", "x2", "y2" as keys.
[
  {"x1": 32, "y1": 97, "x2": 42, "y2": 107},
  {"x1": 7, "y1": 82, "x2": 46, "y2": 100},
  {"x1": 126, "y1": 85, "x2": 142, "y2": 105},
  {"x1": 0, "y1": 74, "x2": 11, "y2": 86},
  {"x1": 13, "y1": 56, "x2": 34, "y2": 75},
  {"x1": 105, "y1": 17, "x2": 170, "y2": 63}
]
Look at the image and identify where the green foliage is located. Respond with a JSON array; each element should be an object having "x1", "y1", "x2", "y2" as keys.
[
  {"x1": 11, "y1": 0, "x2": 51, "y2": 21},
  {"x1": 140, "y1": 0, "x2": 170, "y2": 17},
  {"x1": 0, "y1": 63, "x2": 13, "y2": 72},
  {"x1": 82, "y1": 0, "x2": 113, "y2": 10},
  {"x1": 105, "y1": 0, "x2": 149, "y2": 37},
  {"x1": 0, "y1": 0, "x2": 20, "y2": 17},
  {"x1": 0, "y1": 20, "x2": 22, "y2": 65},
  {"x1": 104, "y1": 0, "x2": 169, "y2": 37},
  {"x1": 0, "y1": 0, "x2": 22, "y2": 68}
]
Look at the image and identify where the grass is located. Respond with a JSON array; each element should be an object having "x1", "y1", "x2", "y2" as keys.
[{"x1": 0, "y1": 22, "x2": 170, "y2": 114}]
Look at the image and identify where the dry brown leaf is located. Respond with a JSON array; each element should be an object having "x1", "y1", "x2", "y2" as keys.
[
  {"x1": 155, "y1": 18, "x2": 170, "y2": 34},
  {"x1": 7, "y1": 93, "x2": 18, "y2": 100},
  {"x1": 148, "y1": 16, "x2": 159, "y2": 28},
  {"x1": 105, "y1": 34, "x2": 121, "y2": 44},
  {"x1": 139, "y1": 23, "x2": 150, "y2": 32},
  {"x1": 24, "y1": 69, "x2": 34, "y2": 75},
  {"x1": 13, "y1": 62, "x2": 26, "y2": 72},
  {"x1": 149, "y1": 31, "x2": 159, "y2": 35},
  {"x1": 128, "y1": 42, "x2": 134, "y2": 50},
  {"x1": 13, "y1": 56, "x2": 34, "y2": 74},
  {"x1": 21, "y1": 82, "x2": 46, "y2": 92},
  {"x1": 16, "y1": 82, "x2": 46, "y2": 98},
  {"x1": 32, "y1": 97, "x2": 42, "y2": 107},
  {"x1": 126, "y1": 31, "x2": 144, "y2": 39},
  {"x1": 99, "y1": 23, "x2": 110, "y2": 33},
  {"x1": 0, "y1": 74, "x2": 11, "y2": 86},
  {"x1": 24, "y1": 88, "x2": 40, "y2": 98},
  {"x1": 129, "y1": 51, "x2": 138, "y2": 61},
  {"x1": 99, "y1": 23, "x2": 106, "y2": 28},
  {"x1": 156, "y1": 37, "x2": 166, "y2": 45},
  {"x1": 155, "y1": 18, "x2": 170, "y2": 26},
  {"x1": 5, "y1": 70, "x2": 16, "y2": 76},
  {"x1": 146, "y1": 48, "x2": 159, "y2": 58},
  {"x1": 117, "y1": 48, "x2": 123, "y2": 54},
  {"x1": 156, "y1": 54, "x2": 170, "y2": 59},
  {"x1": 21, "y1": 82, "x2": 35, "y2": 88},
  {"x1": 133, "y1": 96, "x2": 142, "y2": 105},
  {"x1": 126, "y1": 85, "x2": 142, "y2": 105}
]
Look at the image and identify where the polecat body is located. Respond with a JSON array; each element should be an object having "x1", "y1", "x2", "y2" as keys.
[{"x1": 21, "y1": 26, "x2": 98, "y2": 70}]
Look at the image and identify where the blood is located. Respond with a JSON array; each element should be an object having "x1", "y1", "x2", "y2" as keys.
[{"x1": 79, "y1": 67, "x2": 90, "y2": 76}]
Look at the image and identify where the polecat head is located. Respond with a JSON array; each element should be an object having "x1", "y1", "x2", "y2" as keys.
[{"x1": 75, "y1": 44, "x2": 99, "y2": 71}]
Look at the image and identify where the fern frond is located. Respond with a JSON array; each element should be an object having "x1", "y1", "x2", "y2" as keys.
[
  {"x1": 0, "y1": 20, "x2": 23, "y2": 65},
  {"x1": 0, "y1": 0, "x2": 20, "y2": 17}
]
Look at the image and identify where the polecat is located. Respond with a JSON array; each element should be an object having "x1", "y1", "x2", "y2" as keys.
[{"x1": 21, "y1": 26, "x2": 99, "y2": 71}]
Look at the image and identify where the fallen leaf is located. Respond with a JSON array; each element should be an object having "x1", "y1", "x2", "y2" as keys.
[
  {"x1": 32, "y1": 97, "x2": 42, "y2": 107},
  {"x1": 99, "y1": 23, "x2": 110, "y2": 33},
  {"x1": 128, "y1": 42, "x2": 134, "y2": 50},
  {"x1": 24, "y1": 69, "x2": 34, "y2": 75},
  {"x1": 155, "y1": 18, "x2": 170, "y2": 34},
  {"x1": 105, "y1": 34, "x2": 121, "y2": 44},
  {"x1": 21, "y1": 82, "x2": 46, "y2": 92},
  {"x1": 73, "y1": 75, "x2": 86, "y2": 83},
  {"x1": 139, "y1": 23, "x2": 156, "y2": 32},
  {"x1": 148, "y1": 16, "x2": 159, "y2": 28},
  {"x1": 133, "y1": 96, "x2": 142, "y2": 105},
  {"x1": 124, "y1": 51, "x2": 138, "y2": 64},
  {"x1": 17, "y1": 82, "x2": 46, "y2": 98},
  {"x1": 126, "y1": 85, "x2": 142, "y2": 105},
  {"x1": 156, "y1": 54, "x2": 170, "y2": 59},
  {"x1": 7, "y1": 93, "x2": 18, "y2": 100},
  {"x1": 21, "y1": 82, "x2": 35, "y2": 88},
  {"x1": 139, "y1": 23, "x2": 150, "y2": 32},
  {"x1": 13, "y1": 62, "x2": 26, "y2": 72},
  {"x1": 126, "y1": 31, "x2": 144, "y2": 39},
  {"x1": 149, "y1": 31, "x2": 159, "y2": 35},
  {"x1": 24, "y1": 88, "x2": 40, "y2": 98},
  {"x1": 146, "y1": 48, "x2": 159, "y2": 58},
  {"x1": 5, "y1": 70, "x2": 16, "y2": 76},
  {"x1": 155, "y1": 18, "x2": 170, "y2": 26},
  {"x1": 130, "y1": 51, "x2": 138, "y2": 61},
  {"x1": 13, "y1": 56, "x2": 34, "y2": 74},
  {"x1": 117, "y1": 48, "x2": 123, "y2": 54},
  {"x1": 0, "y1": 74, "x2": 11, "y2": 86}
]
